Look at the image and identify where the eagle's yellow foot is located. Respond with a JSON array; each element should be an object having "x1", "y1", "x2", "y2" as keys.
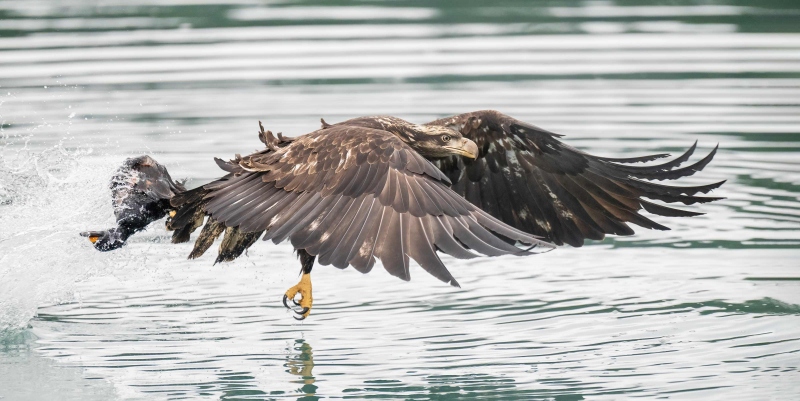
[{"x1": 283, "y1": 273, "x2": 313, "y2": 320}]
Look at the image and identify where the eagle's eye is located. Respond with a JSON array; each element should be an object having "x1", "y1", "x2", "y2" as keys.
[{"x1": 441, "y1": 134, "x2": 451, "y2": 143}]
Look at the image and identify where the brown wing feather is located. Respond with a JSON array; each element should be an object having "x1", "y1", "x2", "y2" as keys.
[
  {"x1": 425, "y1": 110, "x2": 724, "y2": 247},
  {"x1": 189, "y1": 125, "x2": 553, "y2": 286}
]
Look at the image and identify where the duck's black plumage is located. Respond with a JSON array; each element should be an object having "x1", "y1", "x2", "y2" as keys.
[{"x1": 81, "y1": 155, "x2": 185, "y2": 251}]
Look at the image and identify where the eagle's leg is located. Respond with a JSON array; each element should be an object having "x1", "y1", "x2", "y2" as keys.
[{"x1": 282, "y1": 249, "x2": 315, "y2": 320}]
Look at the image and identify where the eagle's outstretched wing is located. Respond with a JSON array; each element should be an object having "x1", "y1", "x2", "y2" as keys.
[
  {"x1": 425, "y1": 110, "x2": 724, "y2": 247},
  {"x1": 170, "y1": 124, "x2": 554, "y2": 286}
]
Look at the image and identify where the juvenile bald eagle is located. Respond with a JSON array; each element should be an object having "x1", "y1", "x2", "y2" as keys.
[{"x1": 87, "y1": 111, "x2": 724, "y2": 319}]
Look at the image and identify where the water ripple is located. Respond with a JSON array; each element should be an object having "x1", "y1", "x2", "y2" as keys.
[{"x1": 1, "y1": 0, "x2": 799, "y2": 400}]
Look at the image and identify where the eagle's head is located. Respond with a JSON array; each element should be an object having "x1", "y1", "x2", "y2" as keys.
[
  {"x1": 403, "y1": 123, "x2": 479, "y2": 159},
  {"x1": 330, "y1": 115, "x2": 479, "y2": 159}
]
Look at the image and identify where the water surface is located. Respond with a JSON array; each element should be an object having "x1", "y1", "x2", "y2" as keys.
[{"x1": 1, "y1": 1, "x2": 799, "y2": 399}]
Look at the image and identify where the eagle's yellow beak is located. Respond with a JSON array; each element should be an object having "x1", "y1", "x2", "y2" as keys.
[{"x1": 448, "y1": 138, "x2": 479, "y2": 159}]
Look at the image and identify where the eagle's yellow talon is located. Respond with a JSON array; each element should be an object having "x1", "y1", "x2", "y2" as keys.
[{"x1": 284, "y1": 273, "x2": 313, "y2": 319}]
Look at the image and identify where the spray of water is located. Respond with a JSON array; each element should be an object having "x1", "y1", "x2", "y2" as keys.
[{"x1": 0, "y1": 139, "x2": 150, "y2": 332}]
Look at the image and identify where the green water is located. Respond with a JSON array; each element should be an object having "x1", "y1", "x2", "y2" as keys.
[{"x1": 1, "y1": 1, "x2": 799, "y2": 399}]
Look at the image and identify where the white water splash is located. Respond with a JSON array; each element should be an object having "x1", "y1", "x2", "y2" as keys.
[{"x1": 0, "y1": 140, "x2": 146, "y2": 331}]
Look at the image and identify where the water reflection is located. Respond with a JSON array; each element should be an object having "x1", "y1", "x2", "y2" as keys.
[{"x1": 286, "y1": 339, "x2": 317, "y2": 398}]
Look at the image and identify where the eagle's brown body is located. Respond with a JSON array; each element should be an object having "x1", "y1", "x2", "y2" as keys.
[{"x1": 168, "y1": 116, "x2": 553, "y2": 288}]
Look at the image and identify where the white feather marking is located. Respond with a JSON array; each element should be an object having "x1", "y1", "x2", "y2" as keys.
[
  {"x1": 535, "y1": 218, "x2": 551, "y2": 230},
  {"x1": 319, "y1": 230, "x2": 331, "y2": 242},
  {"x1": 541, "y1": 181, "x2": 574, "y2": 220}
]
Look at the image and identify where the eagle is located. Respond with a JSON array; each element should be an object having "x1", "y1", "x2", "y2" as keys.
[{"x1": 84, "y1": 110, "x2": 723, "y2": 320}]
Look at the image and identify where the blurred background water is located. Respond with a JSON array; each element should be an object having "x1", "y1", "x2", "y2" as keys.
[{"x1": 1, "y1": 0, "x2": 799, "y2": 399}]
